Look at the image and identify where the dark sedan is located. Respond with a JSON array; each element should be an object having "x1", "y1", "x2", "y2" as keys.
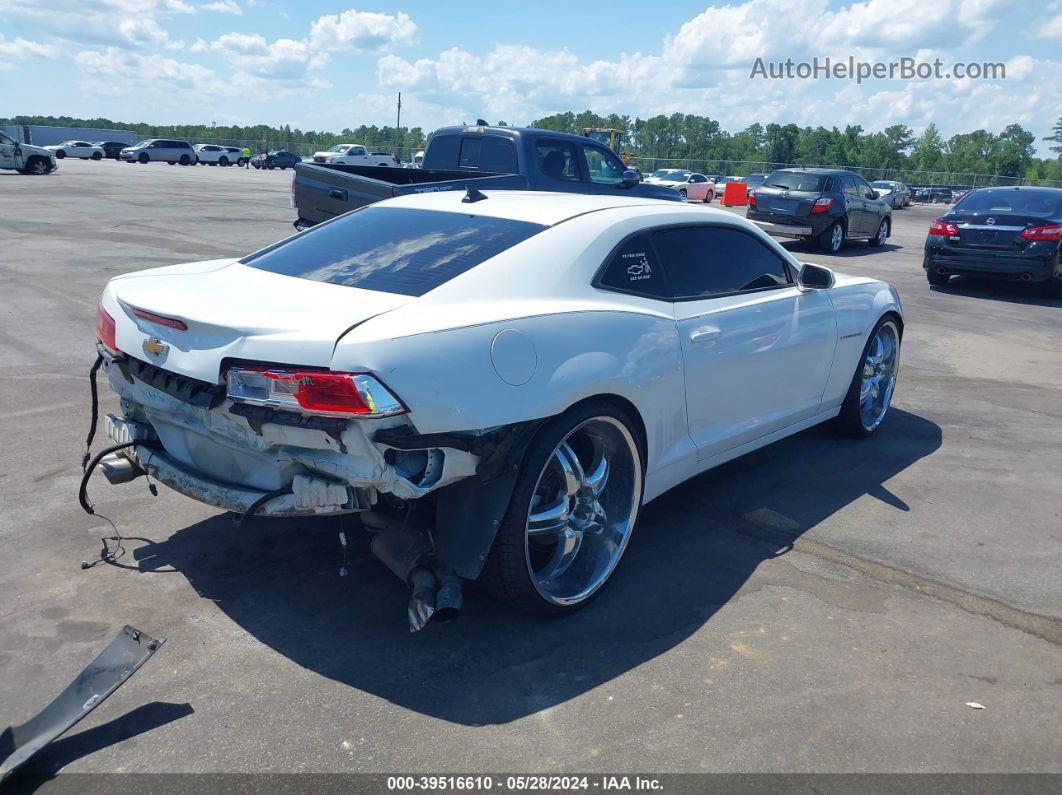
[
  {"x1": 93, "y1": 141, "x2": 129, "y2": 160},
  {"x1": 252, "y1": 150, "x2": 301, "y2": 169},
  {"x1": 746, "y1": 167, "x2": 892, "y2": 252},
  {"x1": 924, "y1": 186, "x2": 1062, "y2": 292}
]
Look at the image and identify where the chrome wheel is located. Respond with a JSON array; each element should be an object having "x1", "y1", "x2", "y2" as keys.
[
  {"x1": 877, "y1": 220, "x2": 888, "y2": 245},
  {"x1": 524, "y1": 416, "x2": 641, "y2": 606},
  {"x1": 830, "y1": 223, "x2": 843, "y2": 251},
  {"x1": 859, "y1": 321, "x2": 899, "y2": 431}
]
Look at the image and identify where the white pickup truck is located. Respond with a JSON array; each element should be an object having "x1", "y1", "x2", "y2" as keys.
[
  {"x1": 0, "y1": 129, "x2": 58, "y2": 174},
  {"x1": 310, "y1": 143, "x2": 394, "y2": 166}
]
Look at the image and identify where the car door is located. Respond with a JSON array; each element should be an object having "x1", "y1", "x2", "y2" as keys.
[
  {"x1": 688, "y1": 174, "x2": 710, "y2": 200},
  {"x1": 535, "y1": 139, "x2": 589, "y2": 193},
  {"x1": 841, "y1": 175, "x2": 872, "y2": 236},
  {"x1": 0, "y1": 131, "x2": 17, "y2": 170},
  {"x1": 858, "y1": 179, "x2": 887, "y2": 229},
  {"x1": 653, "y1": 224, "x2": 838, "y2": 460},
  {"x1": 579, "y1": 144, "x2": 628, "y2": 196}
]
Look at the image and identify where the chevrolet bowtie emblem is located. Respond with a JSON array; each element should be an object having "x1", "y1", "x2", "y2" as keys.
[{"x1": 143, "y1": 337, "x2": 169, "y2": 356}]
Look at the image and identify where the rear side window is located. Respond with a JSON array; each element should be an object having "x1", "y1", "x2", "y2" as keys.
[
  {"x1": 653, "y1": 226, "x2": 792, "y2": 299},
  {"x1": 535, "y1": 141, "x2": 580, "y2": 182},
  {"x1": 241, "y1": 207, "x2": 546, "y2": 297},
  {"x1": 424, "y1": 135, "x2": 460, "y2": 169},
  {"x1": 596, "y1": 232, "x2": 669, "y2": 298}
]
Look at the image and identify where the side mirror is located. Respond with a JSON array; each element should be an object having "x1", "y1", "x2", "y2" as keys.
[
  {"x1": 798, "y1": 262, "x2": 835, "y2": 291},
  {"x1": 869, "y1": 190, "x2": 880, "y2": 200},
  {"x1": 621, "y1": 170, "x2": 639, "y2": 188}
]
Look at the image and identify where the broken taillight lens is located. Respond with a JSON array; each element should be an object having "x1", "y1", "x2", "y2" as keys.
[
  {"x1": 97, "y1": 305, "x2": 118, "y2": 354},
  {"x1": 226, "y1": 367, "x2": 406, "y2": 418}
]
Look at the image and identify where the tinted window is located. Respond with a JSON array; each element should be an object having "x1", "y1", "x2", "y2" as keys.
[
  {"x1": 597, "y1": 232, "x2": 669, "y2": 299},
  {"x1": 458, "y1": 138, "x2": 481, "y2": 168},
  {"x1": 535, "y1": 140, "x2": 580, "y2": 182},
  {"x1": 952, "y1": 189, "x2": 1062, "y2": 218},
  {"x1": 424, "y1": 135, "x2": 460, "y2": 169},
  {"x1": 241, "y1": 207, "x2": 546, "y2": 297},
  {"x1": 690, "y1": 174, "x2": 707, "y2": 183},
  {"x1": 581, "y1": 146, "x2": 625, "y2": 185},
  {"x1": 653, "y1": 226, "x2": 791, "y2": 299},
  {"x1": 842, "y1": 176, "x2": 858, "y2": 195},
  {"x1": 764, "y1": 171, "x2": 827, "y2": 191},
  {"x1": 479, "y1": 137, "x2": 517, "y2": 172}
]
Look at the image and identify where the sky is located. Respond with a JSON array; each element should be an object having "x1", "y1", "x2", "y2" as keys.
[{"x1": 1, "y1": 0, "x2": 1060, "y2": 151}]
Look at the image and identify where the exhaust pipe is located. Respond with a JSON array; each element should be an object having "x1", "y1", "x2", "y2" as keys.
[
  {"x1": 99, "y1": 452, "x2": 144, "y2": 484},
  {"x1": 370, "y1": 518, "x2": 452, "y2": 632},
  {"x1": 1020, "y1": 272, "x2": 1033, "y2": 282},
  {"x1": 935, "y1": 266, "x2": 949, "y2": 276},
  {"x1": 433, "y1": 575, "x2": 463, "y2": 623}
]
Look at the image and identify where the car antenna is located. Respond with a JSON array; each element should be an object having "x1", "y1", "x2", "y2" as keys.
[
  {"x1": 462, "y1": 184, "x2": 488, "y2": 203},
  {"x1": 476, "y1": 118, "x2": 489, "y2": 126}
]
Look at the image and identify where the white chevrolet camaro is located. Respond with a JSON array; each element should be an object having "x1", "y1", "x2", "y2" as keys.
[{"x1": 92, "y1": 190, "x2": 902, "y2": 626}]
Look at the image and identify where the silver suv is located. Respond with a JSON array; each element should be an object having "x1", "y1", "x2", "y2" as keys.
[{"x1": 120, "y1": 139, "x2": 197, "y2": 165}]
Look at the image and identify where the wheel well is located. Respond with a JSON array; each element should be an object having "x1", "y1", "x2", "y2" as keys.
[
  {"x1": 564, "y1": 393, "x2": 648, "y2": 466},
  {"x1": 881, "y1": 310, "x2": 904, "y2": 339}
]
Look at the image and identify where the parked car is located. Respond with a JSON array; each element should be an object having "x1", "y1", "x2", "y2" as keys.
[
  {"x1": 923, "y1": 186, "x2": 1062, "y2": 292},
  {"x1": 92, "y1": 190, "x2": 902, "y2": 626},
  {"x1": 120, "y1": 139, "x2": 196, "y2": 165},
  {"x1": 93, "y1": 141, "x2": 129, "y2": 160},
  {"x1": 371, "y1": 151, "x2": 402, "y2": 166},
  {"x1": 743, "y1": 173, "x2": 768, "y2": 191},
  {"x1": 0, "y1": 128, "x2": 57, "y2": 174},
  {"x1": 223, "y1": 147, "x2": 249, "y2": 166},
  {"x1": 746, "y1": 168, "x2": 892, "y2": 253},
  {"x1": 293, "y1": 125, "x2": 680, "y2": 227},
  {"x1": 193, "y1": 144, "x2": 235, "y2": 166},
  {"x1": 44, "y1": 140, "x2": 104, "y2": 160},
  {"x1": 714, "y1": 176, "x2": 741, "y2": 194},
  {"x1": 642, "y1": 170, "x2": 714, "y2": 201},
  {"x1": 252, "y1": 150, "x2": 301, "y2": 170},
  {"x1": 311, "y1": 144, "x2": 393, "y2": 166},
  {"x1": 870, "y1": 180, "x2": 910, "y2": 209}
]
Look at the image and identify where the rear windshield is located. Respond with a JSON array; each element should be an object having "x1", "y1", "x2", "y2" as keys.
[
  {"x1": 953, "y1": 189, "x2": 1062, "y2": 218},
  {"x1": 764, "y1": 171, "x2": 828, "y2": 191},
  {"x1": 241, "y1": 207, "x2": 547, "y2": 297}
]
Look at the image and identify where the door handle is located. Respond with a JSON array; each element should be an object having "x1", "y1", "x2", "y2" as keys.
[
  {"x1": 690, "y1": 326, "x2": 721, "y2": 344},
  {"x1": 329, "y1": 188, "x2": 348, "y2": 201}
]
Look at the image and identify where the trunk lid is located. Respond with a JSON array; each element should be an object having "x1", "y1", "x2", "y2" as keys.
[
  {"x1": 106, "y1": 262, "x2": 410, "y2": 384},
  {"x1": 949, "y1": 212, "x2": 1050, "y2": 250},
  {"x1": 752, "y1": 186, "x2": 822, "y2": 220}
]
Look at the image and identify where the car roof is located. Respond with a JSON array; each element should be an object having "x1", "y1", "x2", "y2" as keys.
[
  {"x1": 772, "y1": 167, "x2": 855, "y2": 176},
  {"x1": 379, "y1": 190, "x2": 731, "y2": 226}
]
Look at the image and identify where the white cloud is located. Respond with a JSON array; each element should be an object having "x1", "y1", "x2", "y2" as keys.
[
  {"x1": 0, "y1": 36, "x2": 60, "y2": 58},
  {"x1": 7, "y1": 0, "x2": 195, "y2": 49},
  {"x1": 1039, "y1": 1, "x2": 1062, "y2": 39},
  {"x1": 308, "y1": 9, "x2": 417, "y2": 53},
  {"x1": 75, "y1": 46, "x2": 215, "y2": 97},
  {"x1": 201, "y1": 0, "x2": 241, "y2": 13}
]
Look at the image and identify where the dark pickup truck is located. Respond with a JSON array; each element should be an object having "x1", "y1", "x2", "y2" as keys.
[{"x1": 292, "y1": 124, "x2": 681, "y2": 227}]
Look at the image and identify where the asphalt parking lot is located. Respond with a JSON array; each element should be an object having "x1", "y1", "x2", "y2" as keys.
[{"x1": 1, "y1": 159, "x2": 1060, "y2": 783}]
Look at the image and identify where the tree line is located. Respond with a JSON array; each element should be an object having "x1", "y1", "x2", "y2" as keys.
[
  {"x1": 528, "y1": 111, "x2": 1062, "y2": 183},
  {"x1": 5, "y1": 112, "x2": 1061, "y2": 182}
]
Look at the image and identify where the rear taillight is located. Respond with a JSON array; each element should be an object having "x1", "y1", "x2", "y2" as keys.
[
  {"x1": 811, "y1": 197, "x2": 832, "y2": 214},
  {"x1": 226, "y1": 367, "x2": 406, "y2": 418},
  {"x1": 1020, "y1": 224, "x2": 1062, "y2": 242},
  {"x1": 96, "y1": 305, "x2": 118, "y2": 354},
  {"x1": 747, "y1": 192, "x2": 757, "y2": 206},
  {"x1": 928, "y1": 219, "x2": 959, "y2": 236}
]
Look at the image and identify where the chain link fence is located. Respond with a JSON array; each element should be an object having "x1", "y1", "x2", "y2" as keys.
[
  {"x1": 627, "y1": 157, "x2": 1062, "y2": 189},
  {"x1": 188, "y1": 137, "x2": 424, "y2": 163}
]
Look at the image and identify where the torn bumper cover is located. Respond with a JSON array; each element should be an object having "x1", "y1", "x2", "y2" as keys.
[
  {"x1": 100, "y1": 352, "x2": 479, "y2": 513},
  {"x1": 0, "y1": 625, "x2": 164, "y2": 782}
]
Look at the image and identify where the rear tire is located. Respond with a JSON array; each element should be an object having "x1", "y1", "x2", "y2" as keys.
[
  {"x1": 138, "y1": 153, "x2": 149, "y2": 164},
  {"x1": 55, "y1": 150, "x2": 66, "y2": 159},
  {"x1": 219, "y1": 156, "x2": 229, "y2": 166},
  {"x1": 483, "y1": 400, "x2": 644, "y2": 615},
  {"x1": 819, "y1": 221, "x2": 845, "y2": 253},
  {"x1": 179, "y1": 155, "x2": 191, "y2": 165},
  {"x1": 91, "y1": 151, "x2": 102, "y2": 160},
  {"x1": 926, "y1": 268, "x2": 950, "y2": 286},
  {"x1": 834, "y1": 316, "x2": 901, "y2": 438}
]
